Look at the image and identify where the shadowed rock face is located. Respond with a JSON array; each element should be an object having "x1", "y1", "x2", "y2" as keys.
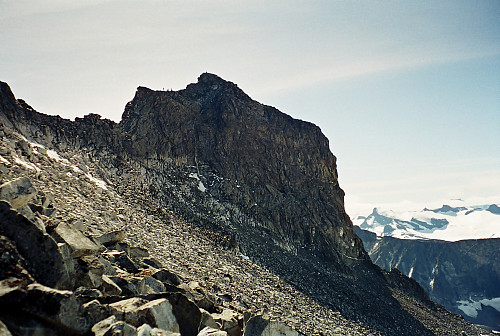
[{"x1": 120, "y1": 73, "x2": 366, "y2": 264}]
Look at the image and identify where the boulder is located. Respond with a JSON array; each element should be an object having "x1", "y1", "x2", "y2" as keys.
[
  {"x1": 0, "y1": 320, "x2": 12, "y2": 336},
  {"x1": 74, "y1": 255, "x2": 105, "y2": 289},
  {"x1": 129, "y1": 246, "x2": 149, "y2": 259},
  {"x1": 178, "y1": 281, "x2": 215, "y2": 312},
  {"x1": 0, "y1": 176, "x2": 36, "y2": 209},
  {"x1": 108, "y1": 276, "x2": 138, "y2": 296},
  {"x1": 96, "y1": 229, "x2": 127, "y2": 245},
  {"x1": 15, "y1": 203, "x2": 35, "y2": 222},
  {"x1": 92, "y1": 316, "x2": 118, "y2": 336},
  {"x1": 0, "y1": 201, "x2": 72, "y2": 289},
  {"x1": 164, "y1": 292, "x2": 202, "y2": 336},
  {"x1": 152, "y1": 269, "x2": 181, "y2": 286},
  {"x1": 115, "y1": 253, "x2": 141, "y2": 273},
  {"x1": 53, "y1": 222, "x2": 99, "y2": 258},
  {"x1": 98, "y1": 256, "x2": 118, "y2": 276},
  {"x1": 198, "y1": 327, "x2": 228, "y2": 336},
  {"x1": 137, "y1": 323, "x2": 181, "y2": 336},
  {"x1": 83, "y1": 299, "x2": 109, "y2": 328},
  {"x1": 142, "y1": 257, "x2": 163, "y2": 269},
  {"x1": 108, "y1": 297, "x2": 180, "y2": 332},
  {"x1": 200, "y1": 308, "x2": 219, "y2": 329},
  {"x1": 104, "y1": 320, "x2": 137, "y2": 336},
  {"x1": 210, "y1": 308, "x2": 243, "y2": 336},
  {"x1": 101, "y1": 275, "x2": 123, "y2": 296},
  {"x1": 0, "y1": 280, "x2": 92, "y2": 334},
  {"x1": 243, "y1": 316, "x2": 298, "y2": 336},
  {"x1": 0, "y1": 235, "x2": 34, "y2": 282},
  {"x1": 136, "y1": 276, "x2": 166, "y2": 294}
]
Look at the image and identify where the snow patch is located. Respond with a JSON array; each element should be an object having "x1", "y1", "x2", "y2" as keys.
[
  {"x1": 198, "y1": 181, "x2": 206, "y2": 192},
  {"x1": 0, "y1": 155, "x2": 11, "y2": 165},
  {"x1": 189, "y1": 172, "x2": 206, "y2": 192},
  {"x1": 26, "y1": 138, "x2": 45, "y2": 149},
  {"x1": 14, "y1": 157, "x2": 40, "y2": 172},
  {"x1": 457, "y1": 297, "x2": 500, "y2": 319},
  {"x1": 46, "y1": 149, "x2": 70, "y2": 164},
  {"x1": 71, "y1": 165, "x2": 83, "y2": 174},
  {"x1": 239, "y1": 253, "x2": 250, "y2": 260},
  {"x1": 84, "y1": 172, "x2": 108, "y2": 190}
]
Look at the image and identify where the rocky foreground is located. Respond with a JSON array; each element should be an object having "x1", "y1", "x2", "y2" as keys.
[{"x1": 0, "y1": 75, "x2": 493, "y2": 335}]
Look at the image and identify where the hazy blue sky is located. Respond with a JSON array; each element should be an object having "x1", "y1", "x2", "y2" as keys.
[{"x1": 1, "y1": 0, "x2": 499, "y2": 215}]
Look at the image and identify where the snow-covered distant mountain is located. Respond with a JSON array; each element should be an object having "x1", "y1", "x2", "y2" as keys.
[
  {"x1": 353, "y1": 200, "x2": 500, "y2": 329},
  {"x1": 352, "y1": 201, "x2": 500, "y2": 241}
]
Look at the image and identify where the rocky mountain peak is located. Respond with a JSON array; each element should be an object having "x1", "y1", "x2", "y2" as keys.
[
  {"x1": 182, "y1": 72, "x2": 248, "y2": 104},
  {"x1": 0, "y1": 81, "x2": 19, "y2": 114},
  {"x1": 118, "y1": 74, "x2": 365, "y2": 264}
]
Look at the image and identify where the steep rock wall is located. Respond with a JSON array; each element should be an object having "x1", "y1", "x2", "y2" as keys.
[{"x1": 120, "y1": 73, "x2": 366, "y2": 263}]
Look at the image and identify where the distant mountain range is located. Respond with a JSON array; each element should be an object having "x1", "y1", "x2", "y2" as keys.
[
  {"x1": 353, "y1": 201, "x2": 500, "y2": 330},
  {"x1": 352, "y1": 202, "x2": 500, "y2": 241}
]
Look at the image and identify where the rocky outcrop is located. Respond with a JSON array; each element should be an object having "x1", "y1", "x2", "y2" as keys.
[{"x1": 120, "y1": 73, "x2": 364, "y2": 264}]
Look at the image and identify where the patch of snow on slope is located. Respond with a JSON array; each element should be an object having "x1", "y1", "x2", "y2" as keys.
[
  {"x1": 0, "y1": 155, "x2": 11, "y2": 165},
  {"x1": 46, "y1": 149, "x2": 70, "y2": 164},
  {"x1": 14, "y1": 157, "x2": 40, "y2": 172},
  {"x1": 71, "y1": 165, "x2": 83, "y2": 174},
  {"x1": 457, "y1": 297, "x2": 500, "y2": 318},
  {"x1": 189, "y1": 172, "x2": 206, "y2": 192},
  {"x1": 85, "y1": 172, "x2": 108, "y2": 190}
]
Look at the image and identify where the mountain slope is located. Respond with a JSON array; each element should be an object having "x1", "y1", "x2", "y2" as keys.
[{"x1": 0, "y1": 75, "x2": 492, "y2": 335}]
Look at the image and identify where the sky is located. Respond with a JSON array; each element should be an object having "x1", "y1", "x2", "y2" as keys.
[{"x1": 1, "y1": 0, "x2": 499, "y2": 216}]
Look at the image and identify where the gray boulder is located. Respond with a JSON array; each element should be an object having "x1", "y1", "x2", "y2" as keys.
[
  {"x1": 152, "y1": 269, "x2": 181, "y2": 286},
  {"x1": 244, "y1": 316, "x2": 298, "y2": 336},
  {"x1": 101, "y1": 275, "x2": 122, "y2": 296},
  {"x1": 198, "y1": 327, "x2": 228, "y2": 336},
  {"x1": 53, "y1": 222, "x2": 99, "y2": 258},
  {"x1": 0, "y1": 235, "x2": 34, "y2": 282},
  {"x1": 0, "y1": 279, "x2": 93, "y2": 334},
  {"x1": 108, "y1": 297, "x2": 180, "y2": 332},
  {"x1": 96, "y1": 229, "x2": 127, "y2": 245},
  {"x1": 136, "y1": 276, "x2": 166, "y2": 295},
  {"x1": 0, "y1": 201, "x2": 72, "y2": 289},
  {"x1": 137, "y1": 323, "x2": 181, "y2": 336},
  {"x1": 210, "y1": 308, "x2": 243, "y2": 336},
  {"x1": 0, "y1": 176, "x2": 36, "y2": 209}
]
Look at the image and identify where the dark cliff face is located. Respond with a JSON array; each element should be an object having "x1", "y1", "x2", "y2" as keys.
[{"x1": 120, "y1": 73, "x2": 366, "y2": 263}]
